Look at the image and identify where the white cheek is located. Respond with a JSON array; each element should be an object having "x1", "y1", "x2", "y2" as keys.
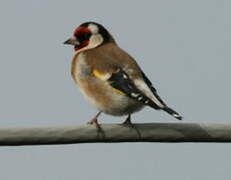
[{"x1": 89, "y1": 34, "x2": 103, "y2": 47}]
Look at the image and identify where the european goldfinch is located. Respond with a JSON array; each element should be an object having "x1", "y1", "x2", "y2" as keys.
[{"x1": 64, "y1": 22, "x2": 182, "y2": 125}]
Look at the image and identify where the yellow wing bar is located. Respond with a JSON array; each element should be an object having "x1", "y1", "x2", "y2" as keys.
[
  {"x1": 111, "y1": 88, "x2": 126, "y2": 95},
  {"x1": 92, "y1": 69, "x2": 111, "y2": 81},
  {"x1": 93, "y1": 69, "x2": 126, "y2": 96}
]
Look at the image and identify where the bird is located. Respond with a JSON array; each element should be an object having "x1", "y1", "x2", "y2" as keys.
[{"x1": 64, "y1": 21, "x2": 182, "y2": 126}]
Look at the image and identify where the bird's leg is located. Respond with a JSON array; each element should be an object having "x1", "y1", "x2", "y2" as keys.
[
  {"x1": 122, "y1": 114, "x2": 141, "y2": 138},
  {"x1": 122, "y1": 114, "x2": 132, "y2": 125},
  {"x1": 88, "y1": 111, "x2": 102, "y2": 128}
]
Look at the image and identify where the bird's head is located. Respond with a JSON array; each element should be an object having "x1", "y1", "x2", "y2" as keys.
[{"x1": 64, "y1": 22, "x2": 113, "y2": 51}]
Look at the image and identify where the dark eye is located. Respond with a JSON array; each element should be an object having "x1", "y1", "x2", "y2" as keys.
[
  {"x1": 76, "y1": 32, "x2": 91, "y2": 42},
  {"x1": 83, "y1": 32, "x2": 91, "y2": 39}
]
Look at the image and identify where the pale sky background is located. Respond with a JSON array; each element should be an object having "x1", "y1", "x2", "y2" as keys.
[{"x1": 0, "y1": 0, "x2": 231, "y2": 179}]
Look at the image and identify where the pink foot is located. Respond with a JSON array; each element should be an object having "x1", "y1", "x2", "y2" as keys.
[{"x1": 87, "y1": 111, "x2": 102, "y2": 129}]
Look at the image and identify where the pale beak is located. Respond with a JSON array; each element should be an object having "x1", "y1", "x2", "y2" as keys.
[{"x1": 63, "y1": 37, "x2": 80, "y2": 46}]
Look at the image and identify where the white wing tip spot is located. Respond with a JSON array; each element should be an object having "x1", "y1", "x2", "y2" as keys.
[
  {"x1": 131, "y1": 93, "x2": 139, "y2": 97},
  {"x1": 174, "y1": 114, "x2": 181, "y2": 118},
  {"x1": 123, "y1": 74, "x2": 128, "y2": 79},
  {"x1": 145, "y1": 100, "x2": 149, "y2": 104}
]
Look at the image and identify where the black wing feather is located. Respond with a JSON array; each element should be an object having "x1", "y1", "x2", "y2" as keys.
[
  {"x1": 141, "y1": 71, "x2": 182, "y2": 120},
  {"x1": 141, "y1": 71, "x2": 166, "y2": 106},
  {"x1": 108, "y1": 69, "x2": 160, "y2": 109},
  {"x1": 108, "y1": 69, "x2": 182, "y2": 120}
]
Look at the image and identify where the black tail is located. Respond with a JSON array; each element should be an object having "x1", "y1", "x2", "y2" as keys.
[{"x1": 163, "y1": 106, "x2": 182, "y2": 120}]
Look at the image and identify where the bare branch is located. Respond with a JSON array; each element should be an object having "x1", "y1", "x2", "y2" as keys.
[{"x1": 0, "y1": 123, "x2": 230, "y2": 146}]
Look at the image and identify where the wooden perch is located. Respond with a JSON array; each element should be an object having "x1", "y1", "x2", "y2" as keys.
[{"x1": 0, "y1": 123, "x2": 230, "y2": 146}]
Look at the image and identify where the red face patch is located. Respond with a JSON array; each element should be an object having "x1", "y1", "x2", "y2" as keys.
[
  {"x1": 73, "y1": 26, "x2": 92, "y2": 51},
  {"x1": 73, "y1": 27, "x2": 91, "y2": 36}
]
